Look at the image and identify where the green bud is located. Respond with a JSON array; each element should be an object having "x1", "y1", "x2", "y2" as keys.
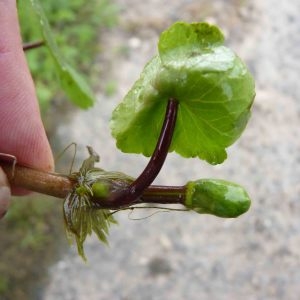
[
  {"x1": 185, "y1": 179, "x2": 251, "y2": 218},
  {"x1": 91, "y1": 181, "x2": 109, "y2": 198}
]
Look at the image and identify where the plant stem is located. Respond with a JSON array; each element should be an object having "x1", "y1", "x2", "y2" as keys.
[
  {"x1": 106, "y1": 98, "x2": 179, "y2": 208},
  {"x1": 0, "y1": 98, "x2": 181, "y2": 208},
  {"x1": 0, "y1": 161, "x2": 185, "y2": 207},
  {"x1": 22, "y1": 40, "x2": 45, "y2": 51},
  {"x1": 140, "y1": 185, "x2": 185, "y2": 205},
  {"x1": 0, "y1": 161, "x2": 73, "y2": 198}
]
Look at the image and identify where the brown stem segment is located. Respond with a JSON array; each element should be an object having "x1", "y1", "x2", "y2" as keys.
[
  {"x1": 0, "y1": 161, "x2": 74, "y2": 198},
  {"x1": 0, "y1": 161, "x2": 185, "y2": 207},
  {"x1": 23, "y1": 40, "x2": 45, "y2": 51},
  {"x1": 107, "y1": 98, "x2": 179, "y2": 208}
]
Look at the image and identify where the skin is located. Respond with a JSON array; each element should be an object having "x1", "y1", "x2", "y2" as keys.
[{"x1": 0, "y1": 0, "x2": 54, "y2": 218}]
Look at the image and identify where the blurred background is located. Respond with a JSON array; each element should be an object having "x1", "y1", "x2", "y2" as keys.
[{"x1": 1, "y1": 0, "x2": 300, "y2": 299}]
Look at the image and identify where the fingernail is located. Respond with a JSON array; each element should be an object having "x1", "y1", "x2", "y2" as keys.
[
  {"x1": 0, "y1": 186, "x2": 10, "y2": 219},
  {"x1": 0, "y1": 167, "x2": 11, "y2": 219},
  {"x1": 0, "y1": 210, "x2": 7, "y2": 219}
]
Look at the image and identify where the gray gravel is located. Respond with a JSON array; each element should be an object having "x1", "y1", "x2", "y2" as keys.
[{"x1": 44, "y1": 0, "x2": 300, "y2": 299}]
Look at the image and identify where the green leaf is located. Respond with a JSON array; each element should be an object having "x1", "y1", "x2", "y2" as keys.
[
  {"x1": 30, "y1": 0, "x2": 95, "y2": 109},
  {"x1": 185, "y1": 179, "x2": 251, "y2": 218},
  {"x1": 110, "y1": 22, "x2": 255, "y2": 164}
]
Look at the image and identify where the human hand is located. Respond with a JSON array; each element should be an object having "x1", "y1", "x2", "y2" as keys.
[{"x1": 0, "y1": 1, "x2": 54, "y2": 219}]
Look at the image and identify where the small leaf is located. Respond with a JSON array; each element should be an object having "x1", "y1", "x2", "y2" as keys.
[
  {"x1": 185, "y1": 179, "x2": 251, "y2": 218},
  {"x1": 30, "y1": 0, "x2": 95, "y2": 109},
  {"x1": 110, "y1": 22, "x2": 255, "y2": 164}
]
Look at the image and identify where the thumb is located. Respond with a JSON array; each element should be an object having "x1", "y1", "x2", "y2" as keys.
[{"x1": 0, "y1": 1, "x2": 54, "y2": 172}]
